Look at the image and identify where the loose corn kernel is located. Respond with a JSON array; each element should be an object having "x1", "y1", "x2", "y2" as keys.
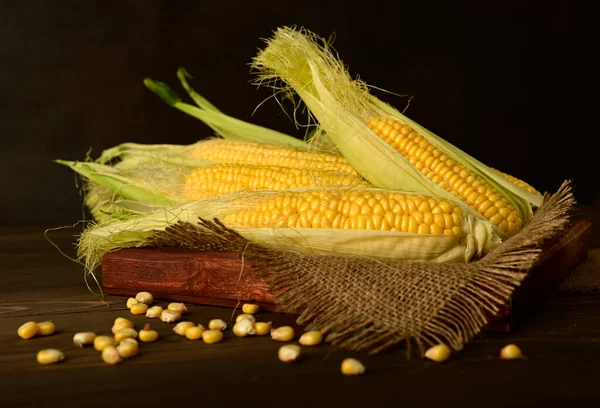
[
  {"x1": 146, "y1": 305, "x2": 163, "y2": 319},
  {"x1": 173, "y1": 321, "x2": 196, "y2": 336},
  {"x1": 233, "y1": 319, "x2": 256, "y2": 337},
  {"x1": 500, "y1": 344, "x2": 525, "y2": 360},
  {"x1": 160, "y1": 310, "x2": 181, "y2": 323},
  {"x1": 101, "y1": 346, "x2": 122, "y2": 365},
  {"x1": 202, "y1": 329, "x2": 224, "y2": 344},
  {"x1": 114, "y1": 328, "x2": 138, "y2": 342},
  {"x1": 254, "y1": 321, "x2": 272, "y2": 336},
  {"x1": 271, "y1": 326, "x2": 294, "y2": 342},
  {"x1": 129, "y1": 303, "x2": 149, "y2": 315},
  {"x1": 424, "y1": 344, "x2": 451, "y2": 362},
  {"x1": 138, "y1": 324, "x2": 159, "y2": 343},
  {"x1": 236, "y1": 313, "x2": 256, "y2": 323},
  {"x1": 116, "y1": 338, "x2": 139, "y2": 358},
  {"x1": 126, "y1": 297, "x2": 139, "y2": 309},
  {"x1": 278, "y1": 344, "x2": 301, "y2": 363},
  {"x1": 167, "y1": 302, "x2": 187, "y2": 314},
  {"x1": 17, "y1": 321, "x2": 38, "y2": 340},
  {"x1": 341, "y1": 358, "x2": 366, "y2": 376},
  {"x1": 35, "y1": 321, "x2": 56, "y2": 336},
  {"x1": 135, "y1": 291, "x2": 154, "y2": 305},
  {"x1": 36, "y1": 349, "x2": 65, "y2": 365},
  {"x1": 185, "y1": 325, "x2": 205, "y2": 340},
  {"x1": 73, "y1": 332, "x2": 97, "y2": 347},
  {"x1": 299, "y1": 331, "x2": 323, "y2": 346},
  {"x1": 112, "y1": 318, "x2": 134, "y2": 333},
  {"x1": 208, "y1": 319, "x2": 227, "y2": 331},
  {"x1": 94, "y1": 335, "x2": 116, "y2": 351},
  {"x1": 242, "y1": 303, "x2": 260, "y2": 314}
]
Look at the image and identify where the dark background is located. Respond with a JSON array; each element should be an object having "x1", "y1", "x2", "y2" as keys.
[{"x1": 1, "y1": 0, "x2": 594, "y2": 226}]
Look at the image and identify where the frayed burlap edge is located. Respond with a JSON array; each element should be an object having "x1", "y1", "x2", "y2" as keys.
[{"x1": 145, "y1": 180, "x2": 576, "y2": 355}]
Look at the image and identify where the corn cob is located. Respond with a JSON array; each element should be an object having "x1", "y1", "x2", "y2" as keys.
[
  {"x1": 251, "y1": 27, "x2": 544, "y2": 238},
  {"x1": 183, "y1": 163, "x2": 369, "y2": 200},
  {"x1": 492, "y1": 169, "x2": 540, "y2": 195}
]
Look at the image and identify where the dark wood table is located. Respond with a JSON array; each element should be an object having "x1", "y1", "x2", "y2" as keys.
[{"x1": 1, "y1": 225, "x2": 599, "y2": 407}]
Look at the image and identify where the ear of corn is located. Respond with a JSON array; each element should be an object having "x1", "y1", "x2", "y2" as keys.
[{"x1": 251, "y1": 27, "x2": 543, "y2": 238}]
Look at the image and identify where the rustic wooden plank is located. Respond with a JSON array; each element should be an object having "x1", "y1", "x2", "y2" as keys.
[{"x1": 102, "y1": 217, "x2": 592, "y2": 331}]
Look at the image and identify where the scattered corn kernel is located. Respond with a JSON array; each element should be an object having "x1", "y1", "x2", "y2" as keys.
[
  {"x1": 500, "y1": 344, "x2": 525, "y2": 360},
  {"x1": 101, "y1": 346, "x2": 122, "y2": 365},
  {"x1": 130, "y1": 303, "x2": 149, "y2": 315},
  {"x1": 299, "y1": 331, "x2": 323, "y2": 346},
  {"x1": 424, "y1": 344, "x2": 451, "y2": 362},
  {"x1": 35, "y1": 321, "x2": 56, "y2": 336},
  {"x1": 208, "y1": 319, "x2": 227, "y2": 331},
  {"x1": 242, "y1": 303, "x2": 260, "y2": 314},
  {"x1": 236, "y1": 313, "x2": 256, "y2": 323},
  {"x1": 114, "y1": 328, "x2": 138, "y2": 342},
  {"x1": 112, "y1": 318, "x2": 134, "y2": 333},
  {"x1": 278, "y1": 344, "x2": 301, "y2": 363},
  {"x1": 135, "y1": 291, "x2": 154, "y2": 305},
  {"x1": 202, "y1": 329, "x2": 224, "y2": 344},
  {"x1": 254, "y1": 321, "x2": 272, "y2": 336},
  {"x1": 160, "y1": 310, "x2": 181, "y2": 323},
  {"x1": 116, "y1": 338, "x2": 139, "y2": 358},
  {"x1": 36, "y1": 349, "x2": 65, "y2": 365},
  {"x1": 138, "y1": 324, "x2": 159, "y2": 343},
  {"x1": 173, "y1": 321, "x2": 196, "y2": 336},
  {"x1": 341, "y1": 358, "x2": 365, "y2": 376},
  {"x1": 146, "y1": 305, "x2": 163, "y2": 319},
  {"x1": 73, "y1": 332, "x2": 97, "y2": 347},
  {"x1": 233, "y1": 319, "x2": 256, "y2": 337},
  {"x1": 94, "y1": 335, "x2": 116, "y2": 351},
  {"x1": 185, "y1": 325, "x2": 205, "y2": 340},
  {"x1": 17, "y1": 321, "x2": 38, "y2": 340},
  {"x1": 167, "y1": 302, "x2": 187, "y2": 314},
  {"x1": 126, "y1": 297, "x2": 139, "y2": 309},
  {"x1": 271, "y1": 326, "x2": 294, "y2": 342}
]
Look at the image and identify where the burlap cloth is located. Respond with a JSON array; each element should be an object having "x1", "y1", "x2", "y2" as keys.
[{"x1": 556, "y1": 248, "x2": 600, "y2": 294}]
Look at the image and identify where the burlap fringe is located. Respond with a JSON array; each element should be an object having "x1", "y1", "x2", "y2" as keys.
[{"x1": 146, "y1": 180, "x2": 576, "y2": 355}]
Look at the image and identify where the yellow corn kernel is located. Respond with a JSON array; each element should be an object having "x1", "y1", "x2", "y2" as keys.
[
  {"x1": 184, "y1": 325, "x2": 205, "y2": 340},
  {"x1": 114, "y1": 328, "x2": 138, "y2": 342},
  {"x1": 101, "y1": 346, "x2": 122, "y2": 365},
  {"x1": 188, "y1": 139, "x2": 358, "y2": 175},
  {"x1": 236, "y1": 313, "x2": 256, "y2": 324},
  {"x1": 116, "y1": 338, "x2": 139, "y2": 358},
  {"x1": 36, "y1": 349, "x2": 65, "y2": 365},
  {"x1": 500, "y1": 344, "x2": 525, "y2": 360},
  {"x1": 278, "y1": 344, "x2": 302, "y2": 363},
  {"x1": 424, "y1": 344, "x2": 451, "y2": 362},
  {"x1": 160, "y1": 310, "x2": 181, "y2": 323},
  {"x1": 17, "y1": 321, "x2": 38, "y2": 340},
  {"x1": 173, "y1": 321, "x2": 196, "y2": 336},
  {"x1": 493, "y1": 169, "x2": 541, "y2": 195},
  {"x1": 271, "y1": 326, "x2": 294, "y2": 342},
  {"x1": 130, "y1": 303, "x2": 149, "y2": 315},
  {"x1": 367, "y1": 117, "x2": 523, "y2": 235},
  {"x1": 299, "y1": 331, "x2": 323, "y2": 346},
  {"x1": 138, "y1": 324, "x2": 159, "y2": 343},
  {"x1": 242, "y1": 303, "x2": 260, "y2": 314},
  {"x1": 73, "y1": 332, "x2": 97, "y2": 347},
  {"x1": 340, "y1": 358, "x2": 365, "y2": 376},
  {"x1": 94, "y1": 335, "x2": 116, "y2": 351},
  {"x1": 146, "y1": 305, "x2": 163, "y2": 319},
  {"x1": 254, "y1": 321, "x2": 272, "y2": 336},
  {"x1": 202, "y1": 329, "x2": 224, "y2": 344},
  {"x1": 35, "y1": 321, "x2": 55, "y2": 336},
  {"x1": 112, "y1": 318, "x2": 134, "y2": 333},
  {"x1": 167, "y1": 302, "x2": 187, "y2": 314},
  {"x1": 233, "y1": 319, "x2": 256, "y2": 337},
  {"x1": 208, "y1": 319, "x2": 227, "y2": 331},
  {"x1": 126, "y1": 297, "x2": 139, "y2": 309},
  {"x1": 135, "y1": 291, "x2": 154, "y2": 305}
]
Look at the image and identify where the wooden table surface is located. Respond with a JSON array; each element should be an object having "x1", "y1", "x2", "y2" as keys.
[{"x1": 1, "y1": 225, "x2": 599, "y2": 407}]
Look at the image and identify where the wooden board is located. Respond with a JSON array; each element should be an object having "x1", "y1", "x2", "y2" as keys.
[{"x1": 102, "y1": 217, "x2": 592, "y2": 332}]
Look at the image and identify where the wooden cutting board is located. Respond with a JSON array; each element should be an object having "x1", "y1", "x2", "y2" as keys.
[{"x1": 102, "y1": 216, "x2": 592, "y2": 332}]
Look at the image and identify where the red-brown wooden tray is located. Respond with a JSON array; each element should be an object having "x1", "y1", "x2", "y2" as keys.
[{"x1": 102, "y1": 217, "x2": 592, "y2": 332}]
